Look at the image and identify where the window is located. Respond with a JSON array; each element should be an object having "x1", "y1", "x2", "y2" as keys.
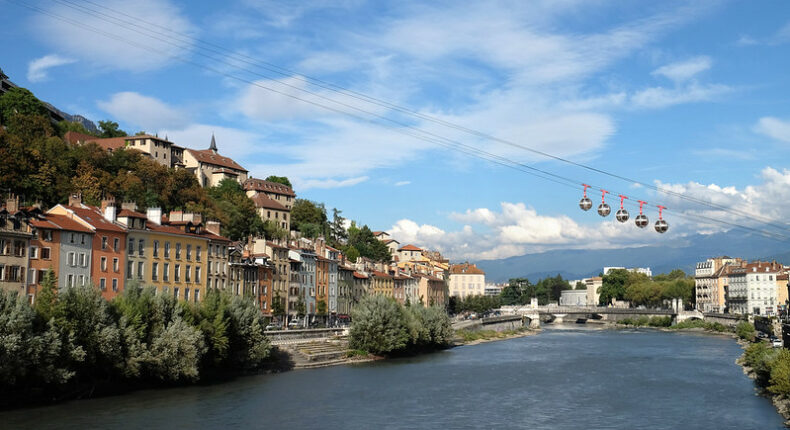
[
  {"x1": 113, "y1": 258, "x2": 119, "y2": 272},
  {"x1": 67, "y1": 274, "x2": 74, "y2": 287},
  {"x1": 112, "y1": 279, "x2": 118, "y2": 292},
  {"x1": 101, "y1": 257, "x2": 107, "y2": 271},
  {"x1": 186, "y1": 244, "x2": 192, "y2": 261},
  {"x1": 175, "y1": 264, "x2": 181, "y2": 282},
  {"x1": 43, "y1": 230, "x2": 52, "y2": 241},
  {"x1": 81, "y1": 235, "x2": 86, "y2": 245},
  {"x1": 79, "y1": 253, "x2": 86, "y2": 267},
  {"x1": 195, "y1": 266, "x2": 201, "y2": 283},
  {"x1": 184, "y1": 288, "x2": 190, "y2": 301},
  {"x1": 101, "y1": 236, "x2": 108, "y2": 250},
  {"x1": 138, "y1": 239, "x2": 144, "y2": 257},
  {"x1": 137, "y1": 262, "x2": 144, "y2": 280},
  {"x1": 194, "y1": 289, "x2": 200, "y2": 303},
  {"x1": 196, "y1": 246, "x2": 201, "y2": 262},
  {"x1": 68, "y1": 252, "x2": 75, "y2": 266},
  {"x1": 100, "y1": 278, "x2": 106, "y2": 290},
  {"x1": 186, "y1": 265, "x2": 192, "y2": 282},
  {"x1": 176, "y1": 243, "x2": 181, "y2": 259},
  {"x1": 208, "y1": 263, "x2": 212, "y2": 274},
  {"x1": 128, "y1": 238, "x2": 134, "y2": 255},
  {"x1": 113, "y1": 238, "x2": 119, "y2": 252},
  {"x1": 79, "y1": 275, "x2": 85, "y2": 286},
  {"x1": 70, "y1": 233, "x2": 75, "y2": 243},
  {"x1": 152, "y1": 262, "x2": 159, "y2": 281},
  {"x1": 13, "y1": 241, "x2": 25, "y2": 257},
  {"x1": 30, "y1": 246, "x2": 38, "y2": 259},
  {"x1": 164, "y1": 242, "x2": 170, "y2": 258},
  {"x1": 163, "y1": 263, "x2": 170, "y2": 281},
  {"x1": 127, "y1": 261, "x2": 133, "y2": 279},
  {"x1": 173, "y1": 287, "x2": 179, "y2": 300},
  {"x1": 208, "y1": 245, "x2": 213, "y2": 257},
  {"x1": 153, "y1": 240, "x2": 159, "y2": 258}
]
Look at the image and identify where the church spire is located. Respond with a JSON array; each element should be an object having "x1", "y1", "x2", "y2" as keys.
[{"x1": 209, "y1": 133, "x2": 217, "y2": 153}]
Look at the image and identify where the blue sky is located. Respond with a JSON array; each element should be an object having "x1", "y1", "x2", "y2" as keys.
[{"x1": 3, "y1": 0, "x2": 790, "y2": 260}]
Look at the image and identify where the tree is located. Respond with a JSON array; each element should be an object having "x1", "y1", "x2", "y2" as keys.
[
  {"x1": 34, "y1": 269, "x2": 58, "y2": 321},
  {"x1": 599, "y1": 269, "x2": 632, "y2": 306},
  {"x1": 330, "y1": 208, "x2": 347, "y2": 246},
  {"x1": 349, "y1": 295, "x2": 410, "y2": 354},
  {"x1": 264, "y1": 175, "x2": 292, "y2": 188},
  {"x1": 291, "y1": 199, "x2": 328, "y2": 234},
  {"x1": 575, "y1": 281, "x2": 586, "y2": 290},
  {"x1": 55, "y1": 120, "x2": 96, "y2": 137},
  {"x1": 98, "y1": 120, "x2": 127, "y2": 138},
  {"x1": 0, "y1": 87, "x2": 48, "y2": 125},
  {"x1": 346, "y1": 223, "x2": 391, "y2": 263},
  {"x1": 317, "y1": 299, "x2": 327, "y2": 316},
  {"x1": 271, "y1": 292, "x2": 285, "y2": 318}
]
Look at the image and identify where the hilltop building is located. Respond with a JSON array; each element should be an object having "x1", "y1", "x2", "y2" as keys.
[{"x1": 448, "y1": 262, "x2": 485, "y2": 298}]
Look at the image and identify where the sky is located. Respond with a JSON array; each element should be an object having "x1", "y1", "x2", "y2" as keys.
[{"x1": 2, "y1": 0, "x2": 790, "y2": 261}]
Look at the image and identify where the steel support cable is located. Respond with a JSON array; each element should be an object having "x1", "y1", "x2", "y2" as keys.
[
  {"x1": 48, "y1": 0, "x2": 790, "y2": 233},
  {"x1": 8, "y1": 0, "x2": 790, "y2": 242}
]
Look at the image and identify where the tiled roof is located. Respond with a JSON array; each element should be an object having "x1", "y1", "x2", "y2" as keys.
[
  {"x1": 118, "y1": 209, "x2": 147, "y2": 218},
  {"x1": 383, "y1": 239, "x2": 399, "y2": 245},
  {"x1": 251, "y1": 193, "x2": 287, "y2": 210},
  {"x1": 353, "y1": 272, "x2": 368, "y2": 279},
  {"x1": 371, "y1": 270, "x2": 391, "y2": 278},
  {"x1": 30, "y1": 214, "x2": 93, "y2": 233},
  {"x1": 398, "y1": 244, "x2": 422, "y2": 251},
  {"x1": 243, "y1": 178, "x2": 295, "y2": 196},
  {"x1": 186, "y1": 149, "x2": 247, "y2": 172},
  {"x1": 67, "y1": 205, "x2": 125, "y2": 233},
  {"x1": 450, "y1": 263, "x2": 485, "y2": 275}
]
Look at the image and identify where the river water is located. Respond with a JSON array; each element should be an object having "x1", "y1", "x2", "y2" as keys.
[{"x1": 2, "y1": 326, "x2": 784, "y2": 429}]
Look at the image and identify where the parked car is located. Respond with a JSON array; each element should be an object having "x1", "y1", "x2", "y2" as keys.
[
  {"x1": 772, "y1": 338, "x2": 783, "y2": 348},
  {"x1": 757, "y1": 332, "x2": 768, "y2": 339},
  {"x1": 265, "y1": 323, "x2": 282, "y2": 331},
  {"x1": 288, "y1": 318, "x2": 302, "y2": 328}
]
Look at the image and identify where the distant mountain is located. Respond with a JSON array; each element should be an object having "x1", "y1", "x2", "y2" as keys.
[{"x1": 475, "y1": 231, "x2": 790, "y2": 283}]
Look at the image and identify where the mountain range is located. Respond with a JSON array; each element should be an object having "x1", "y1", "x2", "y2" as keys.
[{"x1": 475, "y1": 231, "x2": 790, "y2": 283}]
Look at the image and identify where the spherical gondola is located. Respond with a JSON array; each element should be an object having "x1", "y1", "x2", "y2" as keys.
[
  {"x1": 579, "y1": 184, "x2": 592, "y2": 211},
  {"x1": 597, "y1": 189, "x2": 611, "y2": 217},
  {"x1": 615, "y1": 195, "x2": 629, "y2": 223},
  {"x1": 654, "y1": 205, "x2": 669, "y2": 233},
  {"x1": 635, "y1": 200, "x2": 648, "y2": 228}
]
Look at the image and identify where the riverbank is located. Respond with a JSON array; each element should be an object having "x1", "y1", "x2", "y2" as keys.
[
  {"x1": 736, "y1": 341, "x2": 790, "y2": 427},
  {"x1": 453, "y1": 327, "x2": 540, "y2": 346}
]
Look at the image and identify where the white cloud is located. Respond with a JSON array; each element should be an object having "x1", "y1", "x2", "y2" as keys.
[
  {"x1": 26, "y1": 54, "x2": 76, "y2": 82},
  {"x1": 394, "y1": 181, "x2": 411, "y2": 187},
  {"x1": 98, "y1": 92, "x2": 190, "y2": 131},
  {"x1": 754, "y1": 117, "x2": 790, "y2": 143},
  {"x1": 32, "y1": 0, "x2": 195, "y2": 72},
  {"x1": 295, "y1": 176, "x2": 369, "y2": 190},
  {"x1": 652, "y1": 56, "x2": 711, "y2": 82},
  {"x1": 630, "y1": 83, "x2": 730, "y2": 109}
]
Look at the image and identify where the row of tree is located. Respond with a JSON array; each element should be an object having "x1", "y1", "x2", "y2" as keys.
[
  {"x1": 349, "y1": 295, "x2": 453, "y2": 355},
  {"x1": 500, "y1": 274, "x2": 574, "y2": 306},
  {"x1": 598, "y1": 268, "x2": 694, "y2": 308},
  {"x1": 0, "y1": 272, "x2": 271, "y2": 407}
]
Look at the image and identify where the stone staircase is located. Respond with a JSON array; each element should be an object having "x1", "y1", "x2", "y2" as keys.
[{"x1": 284, "y1": 340, "x2": 350, "y2": 369}]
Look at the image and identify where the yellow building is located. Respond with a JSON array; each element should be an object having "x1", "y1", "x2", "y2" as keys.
[
  {"x1": 370, "y1": 270, "x2": 393, "y2": 297},
  {"x1": 117, "y1": 207, "x2": 209, "y2": 303}
]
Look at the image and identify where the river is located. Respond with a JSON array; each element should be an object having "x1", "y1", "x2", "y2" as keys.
[{"x1": 1, "y1": 326, "x2": 784, "y2": 429}]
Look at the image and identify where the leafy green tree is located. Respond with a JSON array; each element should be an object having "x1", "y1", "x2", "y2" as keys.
[
  {"x1": 599, "y1": 269, "x2": 633, "y2": 306},
  {"x1": 736, "y1": 321, "x2": 756, "y2": 341},
  {"x1": 343, "y1": 244, "x2": 360, "y2": 263},
  {"x1": 346, "y1": 223, "x2": 391, "y2": 263},
  {"x1": 291, "y1": 198, "x2": 328, "y2": 234},
  {"x1": 299, "y1": 222, "x2": 324, "y2": 239},
  {"x1": 575, "y1": 281, "x2": 586, "y2": 290},
  {"x1": 261, "y1": 220, "x2": 289, "y2": 241},
  {"x1": 350, "y1": 295, "x2": 410, "y2": 355},
  {"x1": 317, "y1": 299, "x2": 327, "y2": 316},
  {"x1": 205, "y1": 179, "x2": 265, "y2": 240},
  {"x1": 0, "y1": 87, "x2": 48, "y2": 124},
  {"x1": 264, "y1": 175, "x2": 292, "y2": 188},
  {"x1": 330, "y1": 208, "x2": 347, "y2": 246},
  {"x1": 768, "y1": 349, "x2": 790, "y2": 397},
  {"x1": 271, "y1": 292, "x2": 285, "y2": 318},
  {"x1": 55, "y1": 120, "x2": 96, "y2": 137},
  {"x1": 35, "y1": 269, "x2": 58, "y2": 322},
  {"x1": 98, "y1": 120, "x2": 127, "y2": 138}
]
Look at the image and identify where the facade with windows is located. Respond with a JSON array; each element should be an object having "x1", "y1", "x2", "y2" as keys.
[
  {"x1": 448, "y1": 263, "x2": 485, "y2": 299},
  {"x1": 0, "y1": 196, "x2": 35, "y2": 296},
  {"x1": 244, "y1": 178, "x2": 295, "y2": 231},
  {"x1": 29, "y1": 213, "x2": 93, "y2": 291}
]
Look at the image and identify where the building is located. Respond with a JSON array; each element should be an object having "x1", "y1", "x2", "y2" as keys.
[
  {"x1": 448, "y1": 263, "x2": 486, "y2": 298},
  {"x1": 695, "y1": 256, "x2": 743, "y2": 313},
  {"x1": 65, "y1": 132, "x2": 183, "y2": 168},
  {"x1": 397, "y1": 244, "x2": 422, "y2": 262},
  {"x1": 0, "y1": 196, "x2": 35, "y2": 297},
  {"x1": 370, "y1": 270, "x2": 393, "y2": 298},
  {"x1": 484, "y1": 283, "x2": 505, "y2": 296},
  {"x1": 29, "y1": 211, "x2": 93, "y2": 292},
  {"x1": 244, "y1": 178, "x2": 296, "y2": 210},
  {"x1": 725, "y1": 261, "x2": 783, "y2": 316},
  {"x1": 49, "y1": 197, "x2": 128, "y2": 300},
  {"x1": 250, "y1": 193, "x2": 291, "y2": 231},
  {"x1": 337, "y1": 264, "x2": 355, "y2": 315},
  {"x1": 183, "y1": 135, "x2": 249, "y2": 187},
  {"x1": 415, "y1": 272, "x2": 447, "y2": 307},
  {"x1": 205, "y1": 221, "x2": 231, "y2": 292},
  {"x1": 584, "y1": 277, "x2": 603, "y2": 306},
  {"x1": 560, "y1": 289, "x2": 588, "y2": 306}
]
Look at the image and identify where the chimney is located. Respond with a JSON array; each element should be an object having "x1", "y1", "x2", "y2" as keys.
[
  {"x1": 101, "y1": 197, "x2": 116, "y2": 222},
  {"x1": 206, "y1": 220, "x2": 221, "y2": 236},
  {"x1": 68, "y1": 192, "x2": 82, "y2": 207},
  {"x1": 146, "y1": 207, "x2": 162, "y2": 225},
  {"x1": 5, "y1": 194, "x2": 18, "y2": 213},
  {"x1": 168, "y1": 210, "x2": 183, "y2": 222},
  {"x1": 121, "y1": 201, "x2": 137, "y2": 212}
]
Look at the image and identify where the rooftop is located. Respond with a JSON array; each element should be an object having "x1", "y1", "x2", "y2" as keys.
[
  {"x1": 186, "y1": 148, "x2": 247, "y2": 172},
  {"x1": 243, "y1": 178, "x2": 295, "y2": 196}
]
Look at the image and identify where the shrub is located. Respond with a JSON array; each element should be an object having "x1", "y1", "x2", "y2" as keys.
[
  {"x1": 736, "y1": 321, "x2": 756, "y2": 341},
  {"x1": 768, "y1": 349, "x2": 790, "y2": 397}
]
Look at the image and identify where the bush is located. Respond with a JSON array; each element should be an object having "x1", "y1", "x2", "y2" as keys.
[
  {"x1": 768, "y1": 349, "x2": 790, "y2": 397},
  {"x1": 350, "y1": 295, "x2": 452, "y2": 355},
  {"x1": 736, "y1": 321, "x2": 756, "y2": 341},
  {"x1": 743, "y1": 342, "x2": 777, "y2": 387}
]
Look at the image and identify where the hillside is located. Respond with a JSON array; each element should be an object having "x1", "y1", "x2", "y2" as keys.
[{"x1": 475, "y1": 231, "x2": 790, "y2": 282}]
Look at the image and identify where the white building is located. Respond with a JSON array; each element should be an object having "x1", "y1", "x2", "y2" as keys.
[
  {"x1": 448, "y1": 263, "x2": 485, "y2": 298},
  {"x1": 695, "y1": 256, "x2": 742, "y2": 313},
  {"x1": 603, "y1": 266, "x2": 652, "y2": 277},
  {"x1": 725, "y1": 261, "x2": 782, "y2": 316},
  {"x1": 560, "y1": 289, "x2": 588, "y2": 306}
]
